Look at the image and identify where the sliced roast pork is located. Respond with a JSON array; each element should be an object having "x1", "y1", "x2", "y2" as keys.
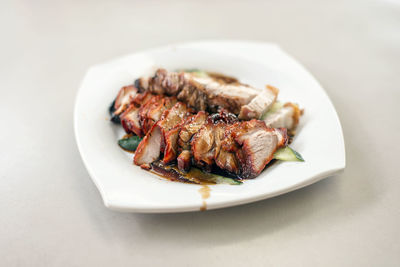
[
  {"x1": 232, "y1": 120, "x2": 288, "y2": 178},
  {"x1": 136, "y1": 69, "x2": 264, "y2": 116},
  {"x1": 264, "y1": 103, "x2": 301, "y2": 133},
  {"x1": 175, "y1": 111, "x2": 208, "y2": 171},
  {"x1": 120, "y1": 92, "x2": 156, "y2": 136},
  {"x1": 113, "y1": 85, "x2": 138, "y2": 116},
  {"x1": 191, "y1": 109, "x2": 238, "y2": 172},
  {"x1": 120, "y1": 104, "x2": 141, "y2": 135},
  {"x1": 239, "y1": 85, "x2": 279, "y2": 120},
  {"x1": 189, "y1": 75, "x2": 259, "y2": 114},
  {"x1": 158, "y1": 102, "x2": 190, "y2": 164},
  {"x1": 134, "y1": 102, "x2": 190, "y2": 166},
  {"x1": 134, "y1": 124, "x2": 162, "y2": 167}
]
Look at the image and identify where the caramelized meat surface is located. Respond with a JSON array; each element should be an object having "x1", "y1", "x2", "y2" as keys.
[{"x1": 112, "y1": 69, "x2": 302, "y2": 180}]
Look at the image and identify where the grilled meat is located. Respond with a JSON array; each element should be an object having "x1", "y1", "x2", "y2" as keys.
[
  {"x1": 191, "y1": 109, "x2": 239, "y2": 172},
  {"x1": 177, "y1": 150, "x2": 191, "y2": 172},
  {"x1": 131, "y1": 95, "x2": 289, "y2": 178},
  {"x1": 120, "y1": 104, "x2": 141, "y2": 135},
  {"x1": 239, "y1": 85, "x2": 279, "y2": 120},
  {"x1": 162, "y1": 126, "x2": 181, "y2": 164},
  {"x1": 264, "y1": 102, "x2": 301, "y2": 134},
  {"x1": 134, "y1": 124, "x2": 162, "y2": 167},
  {"x1": 230, "y1": 120, "x2": 288, "y2": 178},
  {"x1": 191, "y1": 115, "x2": 288, "y2": 178},
  {"x1": 174, "y1": 111, "x2": 208, "y2": 171},
  {"x1": 134, "y1": 102, "x2": 190, "y2": 166},
  {"x1": 136, "y1": 69, "x2": 267, "y2": 116},
  {"x1": 120, "y1": 92, "x2": 154, "y2": 136},
  {"x1": 113, "y1": 85, "x2": 138, "y2": 116},
  {"x1": 113, "y1": 69, "x2": 302, "y2": 180}
]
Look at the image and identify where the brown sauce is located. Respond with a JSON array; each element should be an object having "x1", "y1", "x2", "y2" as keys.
[
  {"x1": 149, "y1": 162, "x2": 214, "y2": 211},
  {"x1": 199, "y1": 185, "x2": 210, "y2": 199},
  {"x1": 199, "y1": 185, "x2": 210, "y2": 211},
  {"x1": 122, "y1": 133, "x2": 133, "y2": 139},
  {"x1": 149, "y1": 161, "x2": 216, "y2": 185}
]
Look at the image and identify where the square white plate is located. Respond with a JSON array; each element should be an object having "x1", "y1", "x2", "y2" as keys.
[{"x1": 74, "y1": 40, "x2": 345, "y2": 213}]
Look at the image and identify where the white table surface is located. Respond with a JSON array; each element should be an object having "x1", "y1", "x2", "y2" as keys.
[{"x1": 1, "y1": 0, "x2": 399, "y2": 266}]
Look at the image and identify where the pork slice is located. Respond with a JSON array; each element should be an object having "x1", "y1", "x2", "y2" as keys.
[
  {"x1": 215, "y1": 150, "x2": 240, "y2": 175},
  {"x1": 176, "y1": 79, "x2": 208, "y2": 111},
  {"x1": 138, "y1": 95, "x2": 163, "y2": 135},
  {"x1": 191, "y1": 109, "x2": 239, "y2": 172},
  {"x1": 135, "y1": 69, "x2": 266, "y2": 115},
  {"x1": 214, "y1": 123, "x2": 240, "y2": 175},
  {"x1": 191, "y1": 123, "x2": 215, "y2": 171},
  {"x1": 239, "y1": 85, "x2": 279, "y2": 120},
  {"x1": 145, "y1": 97, "x2": 177, "y2": 135},
  {"x1": 264, "y1": 102, "x2": 301, "y2": 133},
  {"x1": 234, "y1": 120, "x2": 288, "y2": 178},
  {"x1": 177, "y1": 150, "x2": 191, "y2": 172},
  {"x1": 120, "y1": 104, "x2": 141, "y2": 136},
  {"x1": 156, "y1": 102, "x2": 190, "y2": 163},
  {"x1": 113, "y1": 85, "x2": 138, "y2": 115},
  {"x1": 189, "y1": 75, "x2": 259, "y2": 114},
  {"x1": 178, "y1": 111, "x2": 208, "y2": 151},
  {"x1": 131, "y1": 91, "x2": 152, "y2": 106},
  {"x1": 142, "y1": 68, "x2": 185, "y2": 95},
  {"x1": 174, "y1": 112, "x2": 207, "y2": 171},
  {"x1": 162, "y1": 126, "x2": 181, "y2": 164},
  {"x1": 133, "y1": 124, "x2": 162, "y2": 166},
  {"x1": 120, "y1": 92, "x2": 155, "y2": 136},
  {"x1": 158, "y1": 102, "x2": 189, "y2": 133}
]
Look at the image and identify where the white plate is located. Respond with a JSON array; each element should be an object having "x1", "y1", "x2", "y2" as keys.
[{"x1": 74, "y1": 40, "x2": 345, "y2": 213}]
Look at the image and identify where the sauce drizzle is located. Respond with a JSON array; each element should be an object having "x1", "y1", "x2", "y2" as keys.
[{"x1": 199, "y1": 185, "x2": 210, "y2": 211}]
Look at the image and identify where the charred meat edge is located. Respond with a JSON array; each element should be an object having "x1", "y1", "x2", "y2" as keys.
[{"x1": 136, "y1": 69, "x2": 262, "y2": 116}]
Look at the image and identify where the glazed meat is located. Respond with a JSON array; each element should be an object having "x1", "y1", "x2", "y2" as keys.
[
  {"x1": 136, "y1": 69, "x2": 264, "y2": 116},
  {"x1": 264, "y1": 102, "x2": 301, "y2": 134},
  {"x1": 177, "y1": 150, "x2": 191, "y2": 172},
  {"x1": 113, "y1": 85, "x2": 138, "y2": 116},
  {"x1": 231, "y1": 120, "x2": 288, "y2": 178},
  {"x1": 112, "y1": 69, "x2": 302, "y2": 181},
  {"x1": 191, "y1": 109, "x2": 239, "y2": 172},
  {"x1": 137, "y1": 69, "x2": 184, "y2": 96},
  {"x1": 189, "y1": 75, "x2": 258, "y2": 114},
  {"x1": 178, "y1": 111, "x2": 208, "y2": 151},
  {"x1": 120, "y1": 104, "x2": 141, "y2": 135},
  {"x1": 159, "y1": 102, "x2": 190, "y2": 164},
  {"x1": 191, "y1": 116, "x2": 288, "y2": 178},
  {"x1": 120, "y1": 92, "x2": 153, "y2": 136},
  {"x1": 239, "y1": 85, "x2": 279, "y2": 120},
  {"x1": 134, "y1": 124, "x2": 162, "y2": 167},
  {"x1": 176, "y1": 111, "x2": 208, "y2": 171},
  {"x1": 134, "y1": 102, "x2": 190, "y2": 166},
  {"x1": 119, "y1": 92, "x2": 171, "y2": 137}
]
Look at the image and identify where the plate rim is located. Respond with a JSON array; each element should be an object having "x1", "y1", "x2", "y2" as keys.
[{"x1": 74, "y1": 40, "x2": 346, "y2": 213}]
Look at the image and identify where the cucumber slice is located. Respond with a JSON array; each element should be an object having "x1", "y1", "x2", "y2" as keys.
[
  {"x1": 208, "y1": 174, "x2": 243, "y2": 185},
  {"x1": 261, "y1": 102, "x2": 283, "y2": 120},
  {"x1": 274, "y1": 146, "x2": 304, "y2": 162}
]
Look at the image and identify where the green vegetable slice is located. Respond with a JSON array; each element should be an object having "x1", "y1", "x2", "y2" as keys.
[
  {"x1": 180, "y1": 69, "x2": 209, "y2": 78},
  {"x1": 274, "y1": 146, "x2": 304, "y2": 162},
  {"x1": 261, "y1": 102, "x2": 283, "y2": 120},
  {"x1": 210, "y1": 174, "x2": 242, "y2": 185},
  {"x1": 118, "y1": 135, "x2": 142, "y2": 152}
]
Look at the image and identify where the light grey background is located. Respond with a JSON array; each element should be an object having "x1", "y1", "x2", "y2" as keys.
[{"x1": 1, "y1": 0, "x2": 399, "y2": 266}]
